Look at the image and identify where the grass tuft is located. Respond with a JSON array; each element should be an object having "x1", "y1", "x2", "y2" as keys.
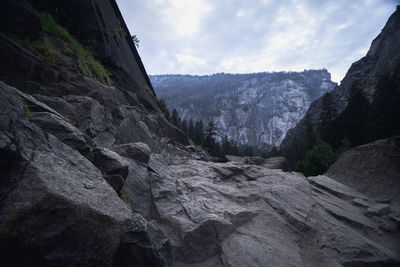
[
  {"x1": 13, "y1": 91, "x2": 32, "y2": 118},
  {"x1": 38, "y1": 12, "x2": 112, "y2": 84}
]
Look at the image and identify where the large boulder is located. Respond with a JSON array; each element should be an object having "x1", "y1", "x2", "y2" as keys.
[
  {"x1": 114, "y1": 213, "x2": 173, "y2": 267},
  {"x1": 113, "y1": 142, "x2": 152, "y2": 164},
  {"x1": 86, "y1": 148, "x2": 129, "y2": 193},
  {"x1": 0, "y1": 81, "x2": 172, "y2": 266},
  {"x1": 0, "y1": 81, "x2": 130, "y2": 266},
  {"x1": 326, "y1": 136, "x2": 400, "y2": 205},
  {"x1": 65, "y1": 95, "x2": 115, "y2": 148},
  {"x1": 29, "y1": 111, "x2": 87, "y2": 151}
]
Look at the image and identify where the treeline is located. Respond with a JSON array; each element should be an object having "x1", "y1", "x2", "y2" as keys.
[
  {"x1": 159, "y1": 99, "x2": 254, "y2": 157},
  {"x1": 280, "y1": 67, "x2": 400, "y2": 176}
]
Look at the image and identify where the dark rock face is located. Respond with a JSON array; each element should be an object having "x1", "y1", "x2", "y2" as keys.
[
  {"x1": 280, "y1": 7, "x2": 400, "y2": 166},
  {"x1": 0, "y1": 82, "x2": 130, "y2": 266},
  {"x1": 113, "y1": 142, "x2": 152, "y2": 164},
  {"x1": 114, "y1": 214, "x2": 173, "y2": 267},
  {"x1": 30, "y1": 111, "x2": 88, "y2": 151},
  {"x1": 0, "y1": 79, "x2": 173, "y2": 267},
  {"x1": 0, "y1": 0, "x2": 42, "y2": 39},
  {"x1": 0, "y1": 0, "x2": 183, "y2": 264},
  {"x1": 0, "y1": 0, "x2": 159, "y2": 112}
]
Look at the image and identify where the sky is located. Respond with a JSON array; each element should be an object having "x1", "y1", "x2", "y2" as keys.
[{"x1": 116, "y1": 0, "x2": 399, "y2": 83}]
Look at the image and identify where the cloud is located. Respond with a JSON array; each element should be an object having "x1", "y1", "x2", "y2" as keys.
[{"x1": 116, "y1": 0, "x2": 398, "y2": 83}]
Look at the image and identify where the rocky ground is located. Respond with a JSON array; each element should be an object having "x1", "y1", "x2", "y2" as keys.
[{"x1": 147, "y1": 142, "x2": 400, "y2": 266}]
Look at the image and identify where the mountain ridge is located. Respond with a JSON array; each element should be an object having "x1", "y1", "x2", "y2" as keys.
[{"x1": 151, "y1": 69, "x2": 336, "y2": 151}]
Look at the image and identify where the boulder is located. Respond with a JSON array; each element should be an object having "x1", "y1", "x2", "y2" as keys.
[
  {"x1": 104, "y1": 174, "x2": 126, "y2": 194},
  {"x1": 0, "y1": 78, "x2": 172, "y2": 267},
  {"x1": 65, "y1": 95, "x2": 115, "y2": 148},
  {"x1": 367, "y1": 204, "x2": 391, "y2": 216},
  {"x1": 33, "y1": 94, "x2": 77, "y2": 123},
  {"x1": 114, "y1": 106, "x2": 156, "y2": 149},
  {"x1": 326, "y1": 136, "x2": 400, "y2": 205},
  {"x1": 113, "y1": 213, "x2": 173, "y2": 267},
  {"x1": 262, "y1": 156, "x2": 289, "y2": 171},
  {"x1": 29, "y1": 111, "x2": 87, "y2": 151},
  {"x1": 0, "y1": 81, "x2": 131, "y2": 266},
  {"x1": 87, "y1": 148, "x2": 129, "y2": 179},
  {"x1": 113, "y1": 142, "x2": 152, "y2": 164},
  {"x1": 121, "y1": 159, "x2": 153, "y2": 219},
  {"x1": 352, "y1": 198, "x2": 370, "y2": 207}
]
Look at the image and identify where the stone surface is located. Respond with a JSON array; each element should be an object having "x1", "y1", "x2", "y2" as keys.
[
  {"x1": 326, "y1": 136, "x2": 400, "y2": 205},
  {"x1": 352, "y1": 198, "x2": 370, "y2": 207},
  {"x1": 113, "y1": 213, "x2": 173, "y2": 267},
  {"x1": 0, "y1": 75, "x2": 173, "y2": 267},
  {"x1": 146, "y1": 145, "x2": 400, "y2": 266},
  {"x1": 0, "y1": 81, "x2": 131, "y2": 266},
  {"x1": 367, "y1": 204, "x2": 391, "y2": 216},
  {"x1": 66, "y1": 95, "x2": 116, "y2": 148},
  {"x1": 30, "y1": 111, "x2": 87, "y2": 151},
  {"x1": 87, "y1": 148, "x2": 129, "y2": 179},
  {"x1": 262, "y1": 156, "x2": 289, "y2": 171},
  {"x1": 113, "y1": 142, "x2": 152, "y2": 164},
  {"x1": 33, "y1": 94, "x2": 77, "y2": 123},
  {"x1": 226, "y1": 155, "x2": 289, "y2": 171}
]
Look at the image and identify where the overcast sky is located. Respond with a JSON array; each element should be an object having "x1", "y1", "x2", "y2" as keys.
[{"x1": 116, "y1": 0, "x2": 398, "y2": 83}]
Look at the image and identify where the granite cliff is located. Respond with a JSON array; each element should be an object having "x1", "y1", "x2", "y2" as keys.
[{"x1": 151, "y1": 71, "x2": 335, "y2": 150}]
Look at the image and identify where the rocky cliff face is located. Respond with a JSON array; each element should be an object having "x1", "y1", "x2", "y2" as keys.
[
  {"x1": 0, "y1": 0, "x2": 186, "y2": 266},
  {"x1": 280, "y1": 6, "x2": 400, "y2": 166},
  {"x1": 0, "y1": 1, "x2": 399, "y2": 266},
  {"x1": 1, "y1": 0, "x2": 160, "y2": 111},
  {"x1": 151, "y1": 70, "x2": 335, "y2": 150}
]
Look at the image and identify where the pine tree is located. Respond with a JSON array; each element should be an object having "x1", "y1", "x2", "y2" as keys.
[
  {"x1": 204, "y1": 120, "x2": 217, "y2": 154},
  {"x1": 188, "y1": 119, "x2": 194, "y2": 140},
  {"x1": 159, "y1": 98, "x2": 170, "y2": 121},
  {"x1": 193, "y1": 120, "x2": 204, "y2": 145},
  {"x1": 171, "y1": 109, "x2": 180, "y2": 126},
  {"x1": 230, "y1": 140, "x2": 239, "y2": 155},
  {"x1": 221, "y1": 136, "x2": 232, "y2": 156},
  {"x1": 181, "y1": 119, "x2": 188, "y2": 134}
]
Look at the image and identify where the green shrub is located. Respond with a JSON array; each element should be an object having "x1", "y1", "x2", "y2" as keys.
[
  {"x1": 119, "y1": 186, "x2": 130, "y2": 203},
  {"x1": 295, "y1": 138, "x2": 351, "y2": 177}
]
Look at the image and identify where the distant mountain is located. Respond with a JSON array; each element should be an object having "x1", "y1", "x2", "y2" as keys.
[
  {"x1": 279, "y1": 6, "x2": 400, "y2": 167},
  {"x1": 150, "y1": 70, "x2": 336, "y2": 151}
]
